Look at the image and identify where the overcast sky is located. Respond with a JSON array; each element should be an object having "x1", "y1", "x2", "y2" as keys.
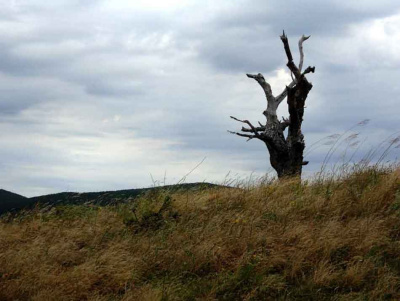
[{"x1": 1, "y1": 0, "x2": 400, "y2": 197}]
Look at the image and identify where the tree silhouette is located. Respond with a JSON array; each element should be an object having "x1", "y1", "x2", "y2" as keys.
[{"x1": 229, "y1": 31, "x2": 315, "y2": 178}]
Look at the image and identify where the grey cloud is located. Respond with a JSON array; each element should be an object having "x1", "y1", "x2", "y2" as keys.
[
  {"x1": 0, "y1": 48, "x2": 57, "y2": 77},
  {"x1": 84, "y1": 80, "x2": 145, "y2": 97},
  {"x1": 176, "y1": 0, "x2": 400, "y2": 73},
  {"x1": 0, "y1": 76, "x2": 72, "y2": 116},
  {"x1": 1, "y1": 0, "x2": 400, "y2": 196},
  {"x1": 213, "y1": 0, "x2": 400, "y2": 35},
  {"x1": 197, "y1": 28, "x2": 283, "y2": 73}
]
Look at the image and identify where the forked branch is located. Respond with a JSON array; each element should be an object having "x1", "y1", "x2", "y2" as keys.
[{"x1": 230, "y1": 116, "x2": 262, "y2": 138}]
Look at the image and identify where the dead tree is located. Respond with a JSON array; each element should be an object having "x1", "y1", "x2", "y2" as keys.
[{"x1": 229, "y1": 31, "x2": 315, "y2": 178}]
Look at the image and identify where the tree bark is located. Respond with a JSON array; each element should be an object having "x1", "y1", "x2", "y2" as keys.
[{"x1": 229, "y1": 31, "x2": 314, "y2": 178}]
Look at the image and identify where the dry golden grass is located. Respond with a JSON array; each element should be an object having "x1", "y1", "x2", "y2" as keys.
[{"x1": 1, "y1": 166, "x2": 400, "y2": 300}]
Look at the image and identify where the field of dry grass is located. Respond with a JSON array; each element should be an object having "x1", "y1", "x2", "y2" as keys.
[{"x1": 1, "y1": 166, "x2": 400, "y2": 300}]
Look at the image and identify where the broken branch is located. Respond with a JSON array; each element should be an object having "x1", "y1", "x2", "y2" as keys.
[
  {"x1": 227, "y1": 130, "x2": 257, "y2": 141},
  {"x1": 246, "y1": 73, "x2": 275, "y2": 103},
  {"x1": 280, "y1": 30, "x2": 293, "y2": 62},
  {"x1": 280, "y1": 31, "x2": 301, "y2": 80},
  {"x1": 298, "y1": 35, "x2": 310, "y2": 72}
]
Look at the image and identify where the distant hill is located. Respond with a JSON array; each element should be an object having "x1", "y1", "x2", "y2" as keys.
[
  {"x1": 0, "y1": 183, "x2": 222, "y2": 215},
  {"x1": 0, "y1": 189, "x2": 34, "y2": 214}
]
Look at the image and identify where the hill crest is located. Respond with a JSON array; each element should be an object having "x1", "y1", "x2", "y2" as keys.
[{"x1": 0, "y1": 182, "x2": 222, "y2": 215}]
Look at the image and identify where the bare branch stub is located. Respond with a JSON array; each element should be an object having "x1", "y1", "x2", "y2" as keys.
[
  {"x1": 229, "y1": 31, "x2": 315, "y2": 178},
  {"x1": 302, "y1": 66, "x2": 315, "y2": 76},
  {"x1": 279, "y1": 116, "x2": 290, "y2": 131}
]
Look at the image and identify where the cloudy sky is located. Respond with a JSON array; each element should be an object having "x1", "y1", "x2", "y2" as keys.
[{"x1": 1, "y1": 0, "x2": 400, "y2": 197}]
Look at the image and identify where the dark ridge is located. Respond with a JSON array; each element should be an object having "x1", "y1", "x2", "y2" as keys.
[
  {"x1": 1, "y1": 183, "x2": 226, "y2": 215},
  {"x1": 0, "y1": 189, "x2": 34, "y2": 214}
]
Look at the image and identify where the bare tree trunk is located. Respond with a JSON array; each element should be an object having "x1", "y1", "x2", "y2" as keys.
[{"x1": 229, "y1": 31, "x2": 315, "y2": 178}]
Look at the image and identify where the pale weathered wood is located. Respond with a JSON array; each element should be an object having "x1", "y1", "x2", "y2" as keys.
[{"x1": 298, "y1": 34, "x2": 310, "y2": 72}]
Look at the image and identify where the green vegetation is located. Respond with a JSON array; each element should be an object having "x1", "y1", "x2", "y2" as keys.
[{"x1": 1, "y1": 166, "x2": 400, "y2": 300}]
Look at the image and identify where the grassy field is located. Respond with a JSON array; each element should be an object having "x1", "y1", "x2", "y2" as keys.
[{"x1": 1, "y1": 166, "x2": 400, "y2": 300}]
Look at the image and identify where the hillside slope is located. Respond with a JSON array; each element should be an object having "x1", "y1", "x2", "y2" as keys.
[
  {"x1": 0, "y1": 183, "x2": 220, "y2": 215},
  {"x1": 0, "y1": 189, "x2": 33, "y2": 214},
  {"x1": 1, "y1": 167, "x2": 400, "y2": 300}
]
